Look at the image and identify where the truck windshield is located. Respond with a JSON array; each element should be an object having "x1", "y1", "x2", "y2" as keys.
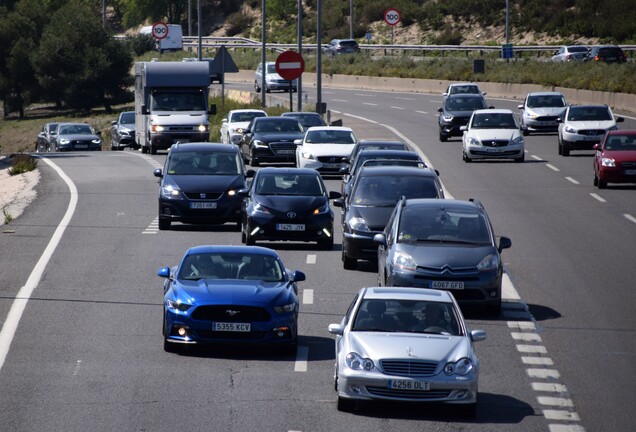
[{"x1": 151, "y1": 91, "x2": 206, "y2": 111}]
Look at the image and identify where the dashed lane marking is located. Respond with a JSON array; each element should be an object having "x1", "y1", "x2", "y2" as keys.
[
  {"x1": 590, "y1": 193, "x2": 606, "y2": 203},
  {"x1": 143, "y1": 218, "x2": 159, "y2": 234},
  {"x1": 306, "y1": 254, "x2": 316, "y2": 264},
  {"x1": 565, "y1": 177, "x2": 579, "y2": 185},
  {"x1": 302, "y1": 289, "x2": 314, "y2": 305},
  {"x1": 546, "y1": 164, "x2": 560, "y2": 172},
  {"x1": 294, "y1": 346, "x2": 308, "y2": 372},
  {"x1": 625, "y1": 213, "x2": 636, "y2": 224}
]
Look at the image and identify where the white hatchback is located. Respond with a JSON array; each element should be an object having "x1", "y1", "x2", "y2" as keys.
[
  {"x1": 220, "y1": 109, "x2": 267, "y2": 145},
  {"x1": 461, "y1": 109, "x2": 525, "y2": 163},
  {"x1": 295, "y1": 126, "x2": 358, "y2": 175}
]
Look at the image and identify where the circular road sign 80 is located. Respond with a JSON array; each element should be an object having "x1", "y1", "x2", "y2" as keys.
[
  {"x1": 151, "y1": 22, "x2": 169, "y2": 40},
  {"x1": 384, "y1": 8, "x2": 401, "y2": 26}
]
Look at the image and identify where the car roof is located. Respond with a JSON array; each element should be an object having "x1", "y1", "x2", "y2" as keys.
[
  {"x1": 305, "y1": 126, "x2": 353, "y2": 132},
  {"x1": 169, "y1": 142, "x2": 240, "y2": 153},
  {"x1": 356, "y1": 140, "x2": 405, "y2": 145},
  {"x1": 230, "y1": 109, "x2": 267, "y2": 114},
  {"x1": 356, "y1": 149, "x2": 420, "y2": 158},
  {"x1": 254, "y1": 116, "x2": 300, "y2": 122},
  {"x1": 255, "y1": 167, "x2": 321, "y2": 176},
  {"x1": 449, "y1": 82, "x2": 480, "y2": 87},
  {"x1": 472, "y1": 108, "x2": 514, "y2": 115},
  {"x1": 185, "y1": 245, "x2": 280, "y2": 257},
  {"x1": 567, "y1": 104, "x2": 610, "y2": 109},
  {"x1": 446, "y1": 93, "x2": 485, "y2": 99},
  {"x1": 526, "y1": 91, "x2": 564, "y2": 97},
  {"x1": 282, "y1": 112, "x2": 321, "y2": 116},
  {"x1": 606, "y1": 129, "x2": 636, "y2": 137},
  {"x1": 361, "y1": 286, "x2": 455, "y2": 303},
  {"x1": 403, "y1": 198, "x2": 481, "y2": 210},
  {"x1": 358, "y1": 165, "x2": 436, "y2": 177}
]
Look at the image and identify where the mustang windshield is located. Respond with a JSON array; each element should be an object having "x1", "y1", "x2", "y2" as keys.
[{"x1": 179, "y1": 253, "x2": 285, "y2": 282}]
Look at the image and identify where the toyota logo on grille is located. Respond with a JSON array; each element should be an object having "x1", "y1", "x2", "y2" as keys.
[
  {"x1": 286, "y1": 211, "x2": 297, "y2": 219},
  {"x1": 225, "y1": 310, "x2": 240, "y2": 316}
]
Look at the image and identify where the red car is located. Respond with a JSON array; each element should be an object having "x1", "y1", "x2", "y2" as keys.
[{"x1": 593, "y1": 130, "x2": 636, "y2": 188}]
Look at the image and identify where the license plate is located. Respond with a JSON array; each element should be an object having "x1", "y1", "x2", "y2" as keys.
[
  {"x1": 485, "y1": 147, "x2": 504, "y2": 152},
  {"x1": 276, "y1": 223, "x2": 305, "y2": 231},
  {"x1": 276, "y1": 149, "x2": 295, "y2": 155},
  {"x1": 388, "y1": 380, "x2": 430, "y2": 391},
  {"x1": 213, "y1": 322, "x2": 251, "y2": 332},
  {"x1": 582, "y1": 135, "x2": 600, "y2": 141},
  {"x1": 75, "y1": 144, "x2": 88, "y2": 149},
  {"x1": 431, "y1": 281, "x2": 464, "y2": 290},
  {"x1": 322, "y1": 163, "x2": 341, "y2": 169},
  {"x1": 190, "y1": 202, "x2": 217, "y2": 209},
  {"x1": 624, "y1": 169, "x2": 636, "y2": 175}
]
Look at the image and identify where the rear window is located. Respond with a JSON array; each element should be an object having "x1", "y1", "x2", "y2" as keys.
[
  {"x1": 340, "y1": 40, "x2": 359, "y2": 47},
  {"x1": 598, "y1": 47, "x2": 623, "y2": 56}
]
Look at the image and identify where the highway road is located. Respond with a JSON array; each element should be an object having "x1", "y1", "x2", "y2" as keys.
[{"x1": 0, "y1": 83, "x2": 634, "y2": 432}]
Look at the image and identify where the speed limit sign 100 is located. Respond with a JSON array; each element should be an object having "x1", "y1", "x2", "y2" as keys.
[
  {"x1": 384, "y1": 8, "x2": 401, "y2": 26},
  {"x1": 151, "y1": 22, "x2": 169, "y2": 40}
]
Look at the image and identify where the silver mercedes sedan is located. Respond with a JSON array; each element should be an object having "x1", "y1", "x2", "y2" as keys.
[{"x1": 328, "y1": 287, "x2": 486, "y2": 415}]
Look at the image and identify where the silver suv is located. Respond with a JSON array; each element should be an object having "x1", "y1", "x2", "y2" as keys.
[{"x1": 557, "y1": 105, "x2": 624, "y2": 156}]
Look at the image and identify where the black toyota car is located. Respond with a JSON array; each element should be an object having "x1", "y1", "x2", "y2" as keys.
[
  {"x1": 239, "y1": 116, "x2": 305, "y2": 167},
  {"x1": 438, "y1": 94, "x2": 490, "y2": 142}
]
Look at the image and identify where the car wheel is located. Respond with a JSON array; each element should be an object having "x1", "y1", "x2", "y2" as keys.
[
  {"x1": 593, "y1": 174, "x2": 599, "y2": 186},
  {"x1": 462, "y1": 150, "x2": 472, "y2": 162},
  {"x1": 254, "y1": 81, "x2": 261, "y2": 93},
  {"x1": 158, "y1": 218, "x2": 170, "y2": 231},
  {"x1": 163, "y1": 338, "x2": 180, "y2": 353},
  {"x1": 141, "y1": 145, "x2": 149, "y2": 154},
  {"x1": 150, "y1": 143, "x2": 157, "y2": 155},
  {"x1": 265, "y1": 85, "x2": 271, "y2": 93},
  {"x1": 439, "y1": 132, "x2": 448, "y2": 142},
  {"x1": 342, "y1": 250, "x2": 357, "y2": 270},
  {"x1": 522, "y1": 128, "x2": 529, "y2": 136},
  {"x1": 486, "y1": 302, "x2": 502, "y2": 316},
  {"x1": 245, "y1": 224, "x2": 255, "y2": 245},
  {"x1": 319, "y1": 236, "x2": 334, "y2": 250},
  {"x1": 337, "y1": 397, "x2": 355, "y2": 412},
  {"x1": 250, "y1": 150, "x2": 260, "y2": 167},
  {"x1": 562, "y1": 141, "x2": 570, "y2": 156},
  {"x1": 515, "y1": 153, "x2": 525, "y2": 163},
  {"x1": 241, "y1": 221, "x2": 247, "y2": 243},
  {"x1": 598, "y1": 178, "x2": 607, "y2": 189}
]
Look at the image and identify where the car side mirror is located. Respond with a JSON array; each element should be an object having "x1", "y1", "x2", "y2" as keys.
[
  {"x1": 111, "y1": 121, "x2": 117, "y2": 125},
  {"x1": 470, "y1": 330, "x2": 487, "y2": 342},
  {"x1": 517, "y1": 104, "x2": 524, "y2": 110},
  {"x1": 96, "y1": 131, "x2": 102, "y2": 136},
  {"x1": 332, "y1": 198, "x2": 344, "y2": 208},
  {"x1": 460, "y1": 126, "x2": 467, "y2": 131},
  {"x1": 245, "y1": 169, "x2": 256, "y2": 178},
  {"x1": 593, "y1": 143, "x2": 602, "y2": 150},
  {"x1": 237, "y1": 188, "x2": 249, "y2": 197},
  {"x1": 373, "y1": 233, "x2": 387, "y2": 246},
  {"x1": 328, "y1": 323, "x2": 344, "y2": 336},
  {"x1": 437, "y1": 107, "x2": 443, "y2": 113},
  {"x1": 294, "y1": 139, "x2": 302, "y2": 145},
  {"x1": 222, "y1": 118, "x2": 228, "y2": 123},
  {"x1": 157, "y1": 267, "x2": 170, "y2": 278},
  {"x1": 153, "y1": 168, "x2": 163, "y2": 178},
  {"x1": 291, "y1": 270, "x2": 306, "y2": 282},
  {"x1": 339, "y1": 166, "x2": 350, "y2": 175},
  {"x1": 616, "y1": 117, "x2": 624, "y2": 123},
  {"x1": 498, "y1": 236, "x2": 512, "y2": 252},
  {"x1": 329, "y1": 191, "x2": 342, "y2": 200}
]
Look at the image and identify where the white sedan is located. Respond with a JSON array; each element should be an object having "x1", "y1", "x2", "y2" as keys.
[
  {"x1": 461, "y1": 109, "x2": 525, "y2": 162},
  {"x1": 328, "y1": 287, "x2": 486, "y2": 415},
  {"x1": 220, "y1": 109, "x2": 267, "y2": 144},
  {"x1": 295, "y1": 126, "x2": 357, "y2": 175}
]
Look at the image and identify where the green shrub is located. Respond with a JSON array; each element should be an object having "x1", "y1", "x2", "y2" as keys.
[{"x1": 9, "y1": 155, "x2": 38, "y2": 175}]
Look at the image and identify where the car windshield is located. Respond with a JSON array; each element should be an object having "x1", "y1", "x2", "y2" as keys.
[
  {"x1": 179, "y1": 252, "x2": 285, "y2": 282},
  {"x1": 151, "y1": 91, "x2": 206, "y2": 111},
  {"x1": 604, "y1": 135, "x2": 636, "y2": 151},
  {"x1": 568, "y1": 46, "x2": 588, "y2": 53},
  {"x1": 351, "y1": 175, "x2": 440, "y2": 206},
  {"x1": 255, "y1": 173, "x2": 324, "y2": 196},
  {"x1": 231, "y1": 112, "x2": 266, "y2": 122},
  {"x1": 397, "y1": 207, "x2": 491, "y2": 245},
  {"x1": 305, "y1": 130, "x2": 356, "y2": 144},
  {"x1": 352, "y1": 154, "x2": 420, "y2": 174},
  {"x1": 286, "y1": 114, "x2": 326, "y2": 127},
  {"x1": 352, "y1": 299, "x2": 461, "y2": 335},
  {"x1": 59, "y1": 124, "x2": 93, "y2": 135},
  {"x1": 445, "y1": 97, "x2": 486, "y2": 111},
  {"x1": 339, "y1": 40, "x2": 358, "y2": 48},
  {"x1": 526, "y1": 95, "x2": 566, "y2": 108},
  {"x1": 450, "y1": 85, "x2": 480, "y2": 95},
  {"x1": 120, "y1": 112, "x2": 135, "y2": 124},
  {"x1": 254, "y1": 119, "x2": 303, "y2": 133},
  {"x1": 567, "y1": 107, "x2": 612, "y2": 121},
  {"x1": 471, "y1": 113, "x2": 517, "y2": 129},
  {"x1": 266, "y1": 64, "x2": 277, "y2": 74},
  {"x1": 167, "y1": 151, "x2": 241, "y2": 175}
]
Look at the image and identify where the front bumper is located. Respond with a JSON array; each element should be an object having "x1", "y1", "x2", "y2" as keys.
[
  {"x1": 246, "y1": 213, "x2": 334, "y2": 243},
  {"x1": 150, "y1": 131, "x2": 209, "y2": 150},
  {"x1": 158, "y1": 196, "x2": 242, "y2": 225},
  {"x1": 464, "y1": 143, "x2": 524, "y2": 160},
  {"x1": 342, "y1": 231, "x2": 379, "y2": 261}
]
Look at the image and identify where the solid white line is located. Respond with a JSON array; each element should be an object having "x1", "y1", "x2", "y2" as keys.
[
  {"x1": 549, "y1": 424, "x2": 586, "y2": 432},
  {"x1": 294, "y1": 346, "x2": 309, "y2": 372},
  {"x1": 332, "y1": 99, "x2": 348, "y2": 102},
  {"x1": 303, "y1": 289, "x2": 314, "y2": 305},
  {"x1": 306, "y1": 254, "x2": 316, "y2": 264},
  {"x1": 565, "y1": 177, "x2": 579, "y2": 185},
  {"x1": 531, "y1": 155, "x2": 544, "y2": 161},
  {"x1": 546, "y1": 164, "x2": 560, "y2": 172},
  {"x1": 395, "y1": 97, "x2": 415, "y2": 101},
  {"x1": 624, "y1": 214, "x2": 636, "y2": 224},
  {"x1": 590, "y1": 193, "x2": 606, "y2": 203},
  {"x1": 362, "y1": 102, "x2": 378, "y2": 106},
  {"x1": 0, "y1": 157, "x2": 77, "y2": 371},
  {"x1": 416, "y1": 111, "x2": 428, "y2": 115}
]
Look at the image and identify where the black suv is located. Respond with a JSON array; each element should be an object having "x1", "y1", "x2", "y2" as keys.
[
  {"x1": 239, "y1": 116, "x2": 305, "y2": 166},
  {"x1": 153, "y1": 143, "x2": 254, "y2": 230},
  {"x1": 438, "y1": 94, "x2": 490, "y2": 141},
  {"x1": 586, "y1": 45, "x2": 627, "y2": 63}
]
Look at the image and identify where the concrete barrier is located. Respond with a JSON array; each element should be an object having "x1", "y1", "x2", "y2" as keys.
[{"x1": 226, "y1": 70, "x2": 636, "y2": 113}]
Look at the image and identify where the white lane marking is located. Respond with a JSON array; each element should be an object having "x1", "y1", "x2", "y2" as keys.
[
  {"x1": 502, "y1": 272, "x2": 520, "y2": 300},
  {"x1": 565, "y1": 177, "x2": 579, "y2": 185},
  {"x1": 72, "y1": 360, "x2": 83, "y2": 376},
  {"x1": 354, "y1": 93, "x2": 374, "y2": 97},
  {"x1": 389, "y1": 106, "x2": 405, "y2": 110},
  {"x1": 303, "y1": 289, "x2": 314, "y2": 305},
  {"x1": 531, "y1": 155, "x2": 544, "y2": 161},
  {"x1": 590, "y1": 193, "x2": 606, "y2": 203},
  {"x1": 362, "y1": 102, "x2": 378, "y2": 106},
  {"x1": 538, "y1": 396, "x2": 574, "y2": 407},
  {"x1": 143, "y1": 218, "x2": 159, "y2": 234},
  {"x1": 543, "y1": 410, "x2": 580, "y2": 421},
  {"x1": 395, "y1": 97, "x2": 415, "y2": 101},
  {"x1": 549, "y1": 425, "x2": 586, "y2": 432},
  {"x1": 546, "y1": 164, "x2": 560, "y2": 172},
  {"x1": 508, "y1": 321, "x2": 536, "y2": 330},
  {"x1": 306, "y1": 254, "x2": 316, "y2": 264},
  {"x1": 533, "y1": 382, "x2": 568, "y2": 393},
  {"x1": 517, "y1": 345, "x2": 547, "y2": 354},
  {"x1": 522, "y1": 356, "x2": 554, "y2": 366},
  {"x1": 527, "y1": 368, "x2": 560, "y2": 379},
  {"x1": 0, "y1": 157, "x2": 78, "y2": 371},
  {"x1": 332, "y1": 99, "x2": 348, "y2": 102},
  {"x1": 625, "y1": 213, "x2": 636, "y2": 224},
  {"x1": 294, "y1": 346, "x2": 309, "y2": 372},
  {"x1": 416, "y1": 110, "x2": 428, "y2": 115},
  {"x1": 512, "y1": 332, "x2": 542, "y2": 342}
]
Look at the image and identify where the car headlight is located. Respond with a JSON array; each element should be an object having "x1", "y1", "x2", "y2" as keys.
[
  {"x1": 601, "y1": 157, "x2": 616, "y2": 167},
  {"x1": 444, "y1": 358, "x2": 474, "y2": 375},
  {"x1": 442, "y1": 114, "x2": 454, "y2": 122},
  {"x1": 524, "y1": 111, "x2": 538, "y2": 119},
  {"x1": 120, "y1": 130, "x2": 131, "y2": 137},
  {"x1": 151, "y1": 125, "x2": 165, "y2": 132},
  {"x1": 313, "y1": 203, "x2": 329, "y2": 215},
  {"x1": 58, "y1": 138, "x2": 70, "y2": 144},
  {"x1": 253, "y1": 139, "x2": 268, "y2": 148},
  {"x1": 511, "y1": 136, "x2": 524, "y2": 146},
  {"x1": 166, "y1": 299, "x2": 192, "y2": 312},
  {"x1": 301, "y1": 151, "x2": 315, "y2": 160},
  {"x1": 198, "y1": 124, "x2": 208, "y2": 132},
  {"x1": 161, "y1": 185, "x2": 182, "y2": 199},
  {"x1": 345, "y1": 352, "x2": 375, "y2": 371},
  {"x1": 274, "y1": 302, "x2": 297, "y2": 313},
  {"x1": 254, "y1": 202, "x2": 271, "y2": 214},
  {"x1": 348, "y1": 216, "x2": 370, "y2": 232},
  {"x1": 227, "y1": 189, "x2": 238, "y2": 197},
  {"x1": 393, "y1": 251, "x2": 416, "y2": 272},
  {"x1": 477, "y1": 253, "x2": 499, "y2": 271},
  {"x1": 608, "y1": 125, "x2": 618, "y2": 131},
  {"x1": 564, "y1": 125, "x2": 576, "y2": 134},
  {"x1": 92, "y1": 138, "x2": 101, "y2": 144},
  {"x1": 467, "y1": 137, "x2": 481, "y2": 146}
]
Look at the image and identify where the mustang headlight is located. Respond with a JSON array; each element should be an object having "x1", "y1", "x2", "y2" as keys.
[
  {"x1": 161, "y1": 185, "x2": 182, "y2": 199},
  {"x1": 166, "y1": 299, "x2": 192, "y2": 312},
  {"x1": 254, "y1": 202, "x2": 271, "y2": 214},
  {"x1": 274, "y1": 302, "x2": 297, "y2": 313},
  {"x1": 393, "y1": 251, "x2": 416, "y2": 272},
  {"x1": 345, "y1": 353, "x2": 375, "y2": 371},
  {"x1": 601, "y1": 157, "x2": 616, "y2": 167},
  {"x1": 444, "y1": 358, "x2": 474, "y2": 375},
  {"x1": 348, "y1": 216, "x2": 370, "y2": 232},
  {"x1": 253, "y1": 139, "x2": 268, "y2": 148},
  {"x1": 313, "y1": 203, "x2": 329, "y2": 215},
  {"x1": 477, "y1": 253, "x2": 499, "y2": 271}
]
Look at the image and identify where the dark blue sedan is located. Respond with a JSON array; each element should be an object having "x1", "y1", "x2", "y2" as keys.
[{"x1": 158, "y1": 245, "x2": 306, "y2": 353}]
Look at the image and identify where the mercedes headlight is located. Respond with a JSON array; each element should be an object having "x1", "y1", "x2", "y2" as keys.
[
  {"x1": 467, "y1": 137, "x2": 481, "y2": 146},
  {"x1": 511, "y1": 136, "x2": 524, "y2": 146},
  {"x1": 345, "y1": 353, "x2": 375, "y2": 371},
  {"x1": 444, "y1": 358, "x2": 474, "y2": 375},
  {"x1": 253, "y1": 139, "x2": 268, "y2": 148}
]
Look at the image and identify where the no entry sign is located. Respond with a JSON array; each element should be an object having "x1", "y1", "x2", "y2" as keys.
[{"x1": 275, "y1": 51, "x2": 305, "y2": 81}]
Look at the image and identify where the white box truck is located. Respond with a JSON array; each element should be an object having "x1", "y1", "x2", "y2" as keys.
[{"x1": 134, "y1": 61, "x2": 211, "y2": 154}]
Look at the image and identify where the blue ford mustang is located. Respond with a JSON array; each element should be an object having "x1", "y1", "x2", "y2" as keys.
[{"x1": 158, "y1": 245, "x2": 306, "y2": 353}]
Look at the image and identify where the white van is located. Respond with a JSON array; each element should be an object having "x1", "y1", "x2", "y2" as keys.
[{"x1": 140, "y1": 24, "x2": 183, "y2": 52}]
